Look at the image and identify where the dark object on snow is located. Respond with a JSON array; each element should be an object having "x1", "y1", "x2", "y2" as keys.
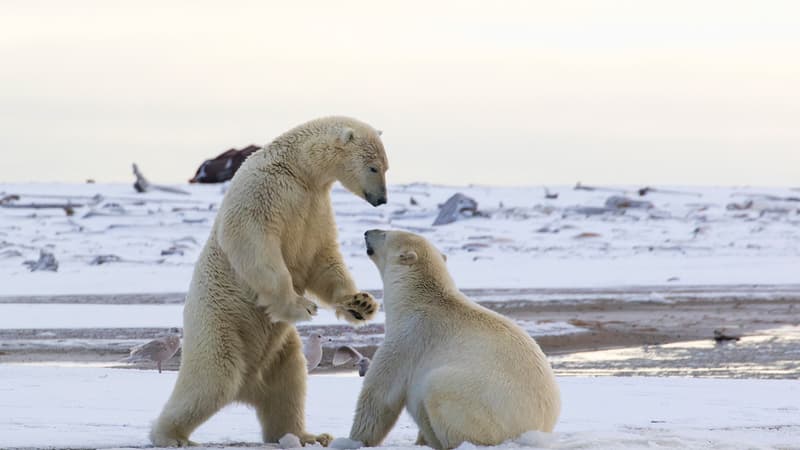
[
  {"x1": 409, "y1": 196, "x2": 418, "y2": 206},
  {"x1": 23, "y1": 250, "x2": 58, "y2": 272},
  {"x1": 713, "y1": 329, "x2": 741, "y2": 343},
  {"x1": 132, "y1": 163, "x2": 190, "y2": 195},
  {"x1": 605, "y1": 196, "x2": 654, "y2": 210},
  {"x1": 90, "y1": 254, "x2": 123, "y2": 265},
  {"x1": 544, "y1": 188, "x2": 559, "y2": 199},
  {"x1": 0, "y1": 194, "x2": 20, "y2": 205},
  {"x1": 726, "y1": 200, "x2": 754, "y2": 211},
  {"x1": 433, "y1": 193, "x2": 481, "y2": 226},
  {"x1": 638, "y1": 186, "x2": 702, "y2": 197},
  {"x1": 189, "y1": 145, "x2": 260, "y2": 183},
  {"x1": 161, "y1": 246, "x2": 185, "y2": 256}
]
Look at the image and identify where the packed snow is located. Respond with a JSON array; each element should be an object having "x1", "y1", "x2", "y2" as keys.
[
  {"x1": 0, "y1": 365, "x2": 797, "y2": 450},
  {"x1": 1, "y1": 182, "x2": 799, "y2": 296}
]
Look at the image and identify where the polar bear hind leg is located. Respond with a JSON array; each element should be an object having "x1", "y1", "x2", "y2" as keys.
[
  {"x1": 245, "y1": 331, "x2": 332, "y2": 446},
  {"x1": 423, "y1": 371, "x2": 503, "y2": 449},
  {"x1": 150, "y1": 346, "x2": 244, "y2": 446}
]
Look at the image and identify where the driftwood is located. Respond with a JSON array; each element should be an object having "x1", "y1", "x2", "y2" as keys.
[
  {"x1": 0, "y1": 194, "x2": 21, "y2": 205},
  {"x1": 89, "y1": 254, "x2": 123, "y2": 265},
  {"x1": 0, "y1": 202, "x2": 83, "y2": 209},
  {"x1": 133, "y1": 164, "x2": 190, "y2": 195},
  {"x1": 573, "y1": 182, "x2": 627, "y2": 193},
  {"x1": 23, "y1": 250, "x2": 58, "y2": 272},
  {"x1": 605, "y1": 196, "x2": 654, "y2": 210},
  {"x1": 637, "y1": 186, "x2": 702, "y2": 197},
  {"x1": 433, "y1": 193, "x2": 482, "y2": 226}
]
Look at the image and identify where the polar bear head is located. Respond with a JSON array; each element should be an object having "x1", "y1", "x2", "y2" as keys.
[
  {"x1": 364, "y1": 229, "x2": 449, "y2": 283},
  {"x1": 332, "y1": 123, "x2": 389, "y2": 207}
]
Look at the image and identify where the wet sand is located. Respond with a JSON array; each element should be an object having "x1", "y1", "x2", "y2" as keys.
[{"x1": 1, "y1": 286, "x2": 799, "y2": 378}]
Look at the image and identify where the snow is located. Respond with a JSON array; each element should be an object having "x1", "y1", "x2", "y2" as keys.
[
  {"x1": 2, "y1": 183, "x2": 799, "y2": 296},
  {"x1": 330, "y1": 437, "x2": 364, "y2": 449},
  {"x1": 278, "y1": 433, "x2": 303, "y2": 449},
  {"x1": 0, "y1": 365, "x2": 797, "y2": 449},
  {"x1": 3, "y1": 182, "x2": 800, "y2": 449}
]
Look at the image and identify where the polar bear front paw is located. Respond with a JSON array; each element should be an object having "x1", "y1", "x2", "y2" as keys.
[
  {"x1": 270, "y1": 296, "x2": 318, "y2": 323},
  {"x1": 335, "y1": 292, "x2": 379, "y2": 325}
]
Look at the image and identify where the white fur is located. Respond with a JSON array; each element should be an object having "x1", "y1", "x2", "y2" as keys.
[
  {"x1": 349, "y1": 230, "x2": 561, "y2": 450},
  {"x1": 149, "y1": 117, "x2": 388, "y2": 447}
]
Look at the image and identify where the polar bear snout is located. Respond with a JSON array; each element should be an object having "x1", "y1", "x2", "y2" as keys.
[
  {"x1": 364, "y1": 229, "x2": 386, "y2": 257},
  {"x1": 364, "y1": 190, "x2": 387, "y2": 207}
]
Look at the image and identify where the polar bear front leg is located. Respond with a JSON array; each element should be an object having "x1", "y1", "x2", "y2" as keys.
[
  {"x1": 218, "y1": 223, "x2": 317, "y2": 323},
  {"x1": 307, "y1": 244, "x2": 379, "y2": 325},
  {"x1": 348, "y1": 357, "x2": 405, "y2": 446}
]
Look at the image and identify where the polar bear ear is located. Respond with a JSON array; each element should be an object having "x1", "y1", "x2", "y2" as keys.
[
  {"x1": 440, "y1": 252, "x2": 447, "y2": 263},
  {"x1": 397, "y1": 250, "x2": 418, "y2": 265},
  {"x1": 376, "y1": 129, "x2": 383, "y2": 137},
  {"x1": 337, "y1": 127, "x2": 354, "y2": 145}
]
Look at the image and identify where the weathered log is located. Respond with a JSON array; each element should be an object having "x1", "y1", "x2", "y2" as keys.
[
  {"x1": 23, "y1": 250, "x2": 58, "y2": 272},
  {"x1": 132, "y1": 163, "x2": 190, "y2": 195},
  {"x1": 605, "y1": 196, "x2": 654, "y2": 210}
]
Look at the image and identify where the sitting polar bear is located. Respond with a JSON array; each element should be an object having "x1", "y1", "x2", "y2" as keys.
[
  {"x1": 150, "y1": 117, "x2": 387, "y2": 447},
  {"x1": 337, "y1": 230, "x2": 560, "y2": 450}
]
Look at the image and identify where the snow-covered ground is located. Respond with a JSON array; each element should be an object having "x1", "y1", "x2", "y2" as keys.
[
  {"x1": 1, "y1": 182, "x2": 799, "y2": 296},
  {"x1": 0, "y1": 365, "x2": 797, "y2": 450},
  {"x1": 3, "y1": 182, "x2": 799, "y2": 450}
]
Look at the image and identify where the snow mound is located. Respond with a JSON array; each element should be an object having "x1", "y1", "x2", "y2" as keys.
[{"x1": 279, "y1": 433, "x2": 302, "y2": 449}]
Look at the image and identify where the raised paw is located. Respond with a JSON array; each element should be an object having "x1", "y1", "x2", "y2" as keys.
[
  {"x1": 270, "y1": 295, "x2": 318, "y2": 324},
  {"x1": 335, "y1": 292, "x2": 379, "y2": 325}
]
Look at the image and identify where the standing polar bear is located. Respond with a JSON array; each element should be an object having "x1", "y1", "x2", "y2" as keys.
[
  {"x1": 150, "y1": 117, "x2": 388, "y2": 447},
  {"x1": 338, "y1": 230, "x2": 560, "y2": 450}
]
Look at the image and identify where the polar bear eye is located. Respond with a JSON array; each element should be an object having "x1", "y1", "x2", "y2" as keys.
[{"x1": 369, "y1": 167, "x2": 379, "y2": 174}]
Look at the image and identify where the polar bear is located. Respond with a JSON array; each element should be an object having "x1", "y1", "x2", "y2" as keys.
[
  {"x1": 340, "y1": 230, "x2": 560, "y2": 450},
  {"x1": 150, "y1": 117, "x2": 388, "y2": 447}
]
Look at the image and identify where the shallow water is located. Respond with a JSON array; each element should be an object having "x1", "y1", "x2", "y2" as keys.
[{"x1": 551, "y1": 325, "x2": 800, "y2": 379}]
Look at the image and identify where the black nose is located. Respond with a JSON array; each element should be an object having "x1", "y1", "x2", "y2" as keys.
[{"x1": 366, "y1": 192, "x2": 387, "y2": 207}]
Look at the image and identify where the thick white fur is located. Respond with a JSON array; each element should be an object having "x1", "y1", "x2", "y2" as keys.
[
  {"x1": 150, "y1": 117, "x2": 388, "y2": 447},
  {"x1": 349, "y1": 230, "x2": 560, "y2": 450}
]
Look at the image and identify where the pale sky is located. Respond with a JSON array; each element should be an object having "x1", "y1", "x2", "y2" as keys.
[{"x1": 2, "y1": 0, "x2": 799, "y2": 186}]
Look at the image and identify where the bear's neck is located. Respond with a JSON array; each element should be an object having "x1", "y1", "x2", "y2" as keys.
[
  {"x1": 266, "y1": 135, "x2": 340, "y2": 192},
  {"x1": 382, "y1": 273, "x2": 461, "y2": 321}
]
